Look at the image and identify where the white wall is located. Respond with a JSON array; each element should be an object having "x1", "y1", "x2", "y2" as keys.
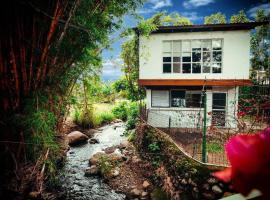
[
  {"x1": 146, "y1": 87, "x2": 239, "y2": 128},
  {"x1": 139, "y1": 30, "x2": 250, "y2": 80}
]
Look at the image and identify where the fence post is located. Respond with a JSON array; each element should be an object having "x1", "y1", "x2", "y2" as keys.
[
  {"x1": 169, "y1": 116, "x2": 171, "y2": 134},
  {"x1": 202, "y1": 90, "x2": 207, "y2": 163}
]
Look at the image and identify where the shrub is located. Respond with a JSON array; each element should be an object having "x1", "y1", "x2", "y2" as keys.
[
  {"x1": 125, "y1": 102, "x2": 139, "y2": 130},
  {"x1": 112, "y1": 101, "x2": 128, "y2": 121},
  {"x1": 148, "y1": 142, "x2": 160, "y2": 152},
  {"x1": 95, "y1": 112, "x2": 115, "y2": 126},
  {"x1": 127, "y1": 130, "x2": 136, "y2": 142},
  {"x1": 207, "y1": 142, "x2": 223, "y2": 153}
]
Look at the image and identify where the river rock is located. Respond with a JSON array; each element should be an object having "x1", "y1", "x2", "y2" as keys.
[
  {"x1": 119, "y1": 141, "x2": 129, "y2": 149},
  {"x1": 85, "y1": 165, "x2": 99, "y2": 176},
  {"x1": 110, "y1": 167, "x2": 120, "y2": 178},
  {"x1": 104, "y1": 146, "x2": 117, "y2": 154},
  {"x1": 212, "y1": 185, "x2": 223, "y2": 194},
  {"x1": 141, "y1": 191, "x2": 148, "y2": 197},
  {"x1": 131, "y1": 156, "x2": 141, "y2": 163},
  {"x1": 89, "y1": 152, "x2": 106, "y2": 165},
  {"x1": 89, "y1": 138, "x2": 99, "y2": 144},
  {"x1": 142, "y1": 180, "x2": 150, "y2": 189},
  {"x1": 67, "y1": 131, "x2": 88, "y2": 146},
  {"x1": 130, "y1": 188, "x2": 142, "y2": 197}
]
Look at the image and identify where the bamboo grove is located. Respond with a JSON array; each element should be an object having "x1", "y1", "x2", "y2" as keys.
[{"x1": 0, "y1": 0, "x2": 143, "y2": 195}]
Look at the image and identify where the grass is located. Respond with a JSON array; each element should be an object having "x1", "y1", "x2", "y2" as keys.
[{"x1": 207, "y1": 142, "x2": 224, "y2": 153}]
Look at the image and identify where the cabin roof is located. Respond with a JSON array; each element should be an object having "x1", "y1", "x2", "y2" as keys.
[{"x1": 135, "y1": 21, "x2": 269, "y2": 34}]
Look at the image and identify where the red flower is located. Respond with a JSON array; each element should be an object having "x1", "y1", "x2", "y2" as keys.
[
  {"x1": 213, "y1": 127, "x2": 270, "y2": 198},
  {"x1": 237, "y1": 111, "x2": 246, "y2": 117}
]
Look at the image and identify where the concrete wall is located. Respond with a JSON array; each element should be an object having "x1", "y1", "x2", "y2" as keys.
[{"x1": 139, "y1": 30, "x2": 250, "y2": 80}]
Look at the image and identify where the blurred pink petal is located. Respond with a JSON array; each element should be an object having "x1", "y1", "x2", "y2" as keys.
[{"x1": 213, "y1": 127, "x2": 270, "y2": 197}]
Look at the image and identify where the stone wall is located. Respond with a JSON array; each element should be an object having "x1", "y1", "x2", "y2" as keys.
[{"x1": 135, "y1": 122, "x2": 233, "y2": 200}]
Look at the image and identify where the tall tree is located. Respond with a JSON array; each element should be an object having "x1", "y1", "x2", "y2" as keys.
[
  {"x1": 230, "y1": 10, "x2": 250, "y2": 23},
  {"x1": 204, "y1": 12, "x2": 227, "y2": 24},
  {"x1": 250, "y1": 9, "x2": 270, "y2": 77}
]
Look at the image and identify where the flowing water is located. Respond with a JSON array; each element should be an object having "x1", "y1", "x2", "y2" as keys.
[{"x1": 61, "y1": 122, "x2": 127, "y2": 200}]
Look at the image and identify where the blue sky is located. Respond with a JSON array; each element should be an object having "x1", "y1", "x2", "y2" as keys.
[{"x1": 101, "y1": 0, "x2": 270, "y2": 81}]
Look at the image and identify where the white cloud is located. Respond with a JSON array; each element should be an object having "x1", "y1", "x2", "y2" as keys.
[
  {"x1": 138, "y1": 0, "x2": 172, "y2": 14},
  {"x1": 247, "y1": 3, "x2": 270, "y2": 18},
  {"x1": 102, "y1": 58, "x2": 123, "y2": 81},
  {"x1": 148, "y1": 0, "x2": 172, "y2": 9},
  {"x1": 183, "y1": 0, "x2": 214, "y2": 9},
  {"x1": 137, "y1": 8, "x2": 156, "y2": 14},
  {"x1": 181, "y1": 12, "x2": 203, "y2": 21}
]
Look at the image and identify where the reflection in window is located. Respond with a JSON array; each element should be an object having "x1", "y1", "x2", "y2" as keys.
[
  {"x1": 192, "y1": 63, "x2": 201, "y2": 73},
  {"x1": 171, "y1": 90, "x2": 186, "y2": 107},
  {"x1": 186, "y1": 92, "x2": 202, "y2": 108},
  {"x1": 162, "y1": 39, "x2": 222, "y2": 74}
]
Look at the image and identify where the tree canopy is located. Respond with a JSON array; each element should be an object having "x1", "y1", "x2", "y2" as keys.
[
  {"x1": 204, "y1": 12, "x2": 227, "y2": 24},
  {"x1": 230, "y1": 10, "x2": 250, "y2": 23}
]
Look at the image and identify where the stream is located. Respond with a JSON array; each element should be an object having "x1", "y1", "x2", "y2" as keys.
[{"x1": 61, "y1": 122, "x2": 127, "y2": 200}]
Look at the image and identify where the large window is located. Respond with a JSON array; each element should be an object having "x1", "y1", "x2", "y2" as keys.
[
  {"x1": 152, "y1": 90, "x2": 202, "y2": 108},
  {"x1": 151, "y1": 90, "x2": 170, "y2": 107},
  {"x1": 162, "y1": 39, "x2": 223, "y2": 74}
]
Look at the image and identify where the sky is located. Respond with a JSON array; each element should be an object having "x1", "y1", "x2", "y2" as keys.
[{"x1": 101, "y1": 0, "x2": 270, "y2": 81}]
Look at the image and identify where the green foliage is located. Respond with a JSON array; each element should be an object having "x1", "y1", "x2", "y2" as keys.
[
  {"x1": 127, "y1": 130, "x2": 136, "y2": 142},
  {"x1": 204, "y1": 12, "x2": 227, "y2": 24},
  {"x1": 74, "y1": 106, "x2": 95, "y2": 128},
  {"x1": 207, "y1": 143, "x2": 223, "y2": 153},
  {"x1": 125, "y1": 102, "x2": 139, "y2": 130},
  {"x1": 250, "y1": 9, "x2": 270, "y2": 76},
  {"x1": 230, "y1": 10, "x2": 250, "y2": 23},
  {"x1": 112, "y1": 101, "x2": 128, "y2": 121},
  {"x1": 98, "y1": 155, "x2": 114, "y2": 178},
  {"x1": 96, "y1": 112, "x2": 115, "y2": 125},
  {"x1": 148, "y1": 142, "x2": 160, "y2": 152}
]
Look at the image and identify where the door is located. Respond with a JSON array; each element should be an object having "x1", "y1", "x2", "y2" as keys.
[{"x1": 212, "y1": 93, "x2": 226, "y2": 127}]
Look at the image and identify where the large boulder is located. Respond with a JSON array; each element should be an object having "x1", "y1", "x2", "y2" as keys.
[{"x1": 67, "y1": 131, "x2": 88, "y2": 146}]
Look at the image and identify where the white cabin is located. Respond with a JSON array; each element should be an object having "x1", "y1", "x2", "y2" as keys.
[{"x1": 138, "y1": 23, "x2": 263, "y2": 129}]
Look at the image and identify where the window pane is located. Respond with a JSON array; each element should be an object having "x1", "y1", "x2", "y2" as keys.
[
  {"x1": 173, "y1": 57, "x2": 180, "y2": 62},
  {"x1": 182, "y1": 41, "x2": 191, "y2": 52},
  {"x1": 192, "y1": 50, "x2": 201, "y2": 62},
  {"x1": 203, "y1": 63, "x2": 211, "y2": 73},
  {"x1": 173, "y1": 52, "x2": 180, "y2": 62},
  {"x1": 182, "y1": 52, "x2": 191, "y2": 62},
  {"x1": 182, "y1": 63, "x2": 191, "y2": 73},
  {"x1": 163, "y1": 57, "x2": 171, "y2": 62},
  {"x1": 163, "y1": 63, "x2": 171, "y2": 73},
  {"x1": 163, "y1": 41, "x2": 171, "y2": 52},
  {"x1": 203, "y1": 52, "x2": 211, "y2": 62},
  {"x1": 173, "y1": 41, "x2": 180, "y2": 52},
  {"x1": 173, "y1": 63, "x2": 181, "y2": 73},
  {"x1": 192, "y1": 63, "x2": 201, "y2": 73},
  {"x1": 152, "y1": 90, "x2": 170, "y2": 107},
  {"x1": 212, "y1": 63, "x2": 221, "y2": 73},
  {"x1": 213, "y1": 51, "x2": 222, "y2": 62},
  {"x1": 192, "y1": 40, "x2": 201, "y2": 51},
  {"x1": 171, "y1": 90, "x2": 186, "y2": 107},
  {"x1": 213, "y1": 93, "x2": 226, "y2": 109},
  {"x1": 186, "y1": 92, "x2": 202, "y2": 108},
  {"x1": 202, "y1": 40, "x2": 211, "y2": 51},
  {"x1": 212, "y1": 39, "x2": 222, "y2": 50}
]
